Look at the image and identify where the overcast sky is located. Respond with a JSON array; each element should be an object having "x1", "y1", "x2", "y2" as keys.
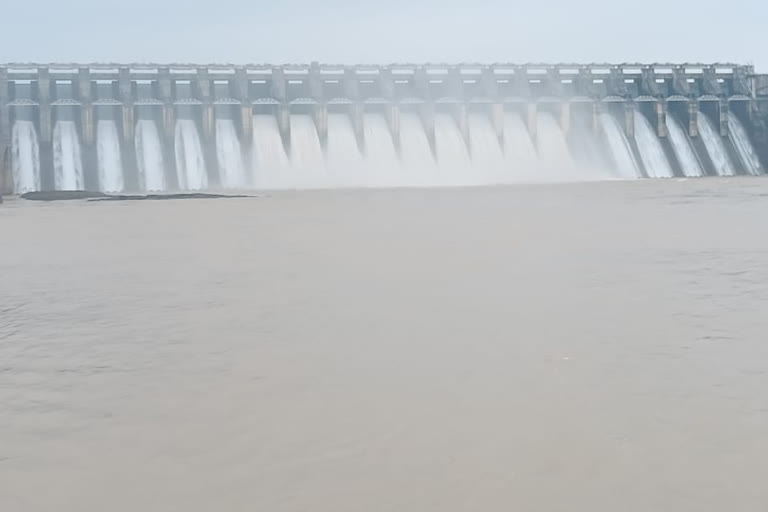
[{"x1": 2, "y1": 0, "x2": 766, "y2": 71}]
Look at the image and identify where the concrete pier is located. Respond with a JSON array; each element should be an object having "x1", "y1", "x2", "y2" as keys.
[{"x1": 1, "y1": 62, "x2": 767, "y2": 193}]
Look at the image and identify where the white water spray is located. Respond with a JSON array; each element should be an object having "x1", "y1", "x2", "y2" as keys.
[
  {"x1": 398, "y1": 113, "x2": 436, "y2": 186},
  {"x1": 252, "y1": 114, "x2": 290, "y2": 189},
  {"x1": 468, "y1": 112, "x2": 505, "y2": 184},
  {"x1": 697, "y1": 113, "x2": 735, "y2": 177},
  {"x1": 135, "y1": 119, "x2": 167, "y2": 192},
  {"x1": 289, "y1": 115, "x2": 325, "y2": 187},
  {"x1": 326, "y1": 113, "x2": 364, "y2": 187},
  {"x1": 503, "y1": 112, "x2": 539, "y2": 180},
  {"x1": 97, "y1": 120, "x2": 125, "y2": 193},
  {"x1": 536, "y1": 112, "x2": 575, "y2": 179},
  {"x1": 728, "y1": 115, "x2": 762, "y2": 176},
  {"x1": 174, "y1": 119, "x2": 208, "y2": 190},
  {"x1": 634, "y1": 111, "x2": 674, "y2": 178},
  {"x1": 363, "y1": 113, "x2": 401, "y2": 187},
  {"x1": 666, "y1": 115, "x2": 703, "y2": 177},
  {"x1": 216, "y1": 118, "x2": 247, "y2": 189},
  {"x1": 599, "y1": 112, "x2": 640, "y2": 179},
  {"x1": 434, "y1": 113, "x2": 472, "y2": 186},
  {"x1": 53, "y1": 121, "x2": 84, "y2": 190},
  {"x1": 10, "y1": 121, "x2": 41, "y2": 193}
]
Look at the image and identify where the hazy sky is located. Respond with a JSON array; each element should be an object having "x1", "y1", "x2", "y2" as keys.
[{"x1": 2, "y1": 0, "x2": 766, "y2": 71}]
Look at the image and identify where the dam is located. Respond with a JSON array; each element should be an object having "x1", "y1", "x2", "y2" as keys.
[{"x1": 1, "y1": 62, "x2": 767, "y2": 194}]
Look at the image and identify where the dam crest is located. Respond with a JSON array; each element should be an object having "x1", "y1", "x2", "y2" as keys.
[{"x1": 1, "y1": 62, "x2": 768, "y2": 194}]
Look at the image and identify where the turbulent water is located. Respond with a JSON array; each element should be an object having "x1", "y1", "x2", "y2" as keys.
[
  {"x1": 536, "y1": 112, "x2": 574, "y2": 178},
  {"x1": 697, "y1": 113, "x2": 736, "y2": 177},
  {"x1": 174, "y1": 119, "x2": 208, "y2": 191},
  {"x1": 600, "y1": 112, "x2": 640, "y2": 179},
  {"x1": 216, "y1": 118, "x2": 247, "y2": 189},
  {"x1": 503, "y1": 112, "x2": 539, "y2": 179},
  {"x1": 289, "y1": 115, "x2": 326, "y2": 187},
  {"x1": 52, "y1": 121, "x2": 84, "y2": 191},
  {"x1": 634, "y1": 111, "x2": 674, "y2": 178},
  {"x1": 3, "y1": 180, "x2": 768, "y2": 512},
  {"x1": 667, "y1": 115, "x2": 704, "y2": 178},
  {"x1": 325, "y1": 113, "x2": 364, "y2": 187},
  {"x1": 96, "y1": 120, "x2": 125, "y2": 193},
  {"x1": 728, "y1": 115, "x2": 762, "y2": 176},
  {"x1": 363, "y1": 113, "x2": 401, "y2": 187},
  {"x1": 135, "y1": 119, "x2": 167, "y2": 192},
  {"x1": 251, "y1": 114, "x2": 290, "y2": 189},
  {"x1": 468, "y1": 112, "x2": 505, "y2": 184},
  {"x1": 398, "y1": 112, "x2": 436, "y2": 185},
  {"x1": 10, "y1": 121, "x2": 41, "y2": 194},
  {"x1": 434, "y1": 113, "x2": 472, "y2": 186}
]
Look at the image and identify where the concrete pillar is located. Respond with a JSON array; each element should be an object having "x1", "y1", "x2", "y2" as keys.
[
  {"x1": 158, "y1": 68, "x2": 177, "y2": 188},
  {"x1": 481, "y1": 68, "x2": 499, "y2": 100},
  {"x1": 118, "y1": 67, "x2": 138, "y2": 191},
  {"x1": 527, "y1": 103, "x2": 537, "y2": 143},
  {"x1": 592, "y1": 102, "x2": 601, "y2": 133},
  {"x1": 314, "y1": 104, "x2": 328, "y2": 147},
  {"x1": 0, "y1": 67, "x2": 11, "y2": 194},
  {"x1": 277, "y1": 104, "x2": 290, "y2": 152},
  {"x1": 38, "y1": 67, "x2": 54, "y2": 190},
  {"x1": 624, "y1": 101, "x2": 635, "y2": 138},
  {"x1": 234, "y1": 67, "x2": 252, "y2": 144},
  {"x1": 419, "y1": 103, "x2": 436, "y2": 156},
  {"x1": 379, "y1": 68, "x2": 395, "y2": 100},
  {"x1": 455, "y1": 103, "x2": 469, "y2": 151},
  {"x1": 560, "y1": 102, "x2": 570, "y2": 135},
  {"x1": 343, "y1": 69, "x2": 359, "y2": 101},
  {"x1": 386, "y1": 104, "x2": 400, "y2": 152},
  {"x1": 719, "y1": 99, "x2": 729, "y2": 137},
  {"x1": 351, "y1": 103, "x2": 364, "y2": 152},
  {"x1": 196, "y1": 67, "x2": 219, "y2": 186},
  {"x1": 656, "y1": 100, "x2": 667, "y2": 138},
  {"x1": 271, "y1": 67, "x2": 287, "y2": 102},
  {"x1": 688, "y1": 100, "x2": 699, "y2": 138},
  {"x1": 309, "y1": 62, "x2": 323, "y2": 101},
  {"x1": 78, "y1": 68, "x2": 98, "y2": 191},
  {"x1": 491, "y1": 103, "x2": 504, "y2": 146}
]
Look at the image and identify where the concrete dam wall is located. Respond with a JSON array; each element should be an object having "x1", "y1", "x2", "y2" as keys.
[{"x1": 1, "y1": 62, "x2": 767, "y2": 194}]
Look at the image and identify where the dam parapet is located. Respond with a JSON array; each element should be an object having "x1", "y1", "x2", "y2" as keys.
[{"x1": 1, "y1": 62, "x2": 766, "y2": 194}]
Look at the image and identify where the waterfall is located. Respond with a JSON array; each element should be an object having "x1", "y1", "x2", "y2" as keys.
[
  {"x1": 398, "y1": 112, "x2": 436, "y2": 186},
  {"x1": 326, "y1": 113, "x2": 364, "y2": 187},
  {"x1": 53, "y1": 121, "x2": 84, "y2": 190},
  {"x1": 434, "y1": 113, "x2": 471, "y2": 186},
  {"x1": 135, "y1": 119, "x2": 167, "y2": 192},
  {"x1": 503, "y1": 112, "x2": 539, "y2": 180},
  {"x1": 468, "y1": 112, "x2": 505, "y2": 184},
  {"x1": 363, "y1": 113, "x2": 401, "y2": 187},
  {"x1": 97, "y1": 120, "x2": 125, "y2": 193},
  {"x1": 728, "y1": 115, "x2": 762, "y2": 176},
  {"x1": 10, "y1": 120, "x2": 41, "y2": 194},
  {"x1": 634, "y1": 111, "x2": 674, "y2": 178},
  {"x1": 289, "y1": 114, "x2": 325, "y2": 188},
  {"x1": 174, "y1": 119, "x2": 208, "y2": 190},
  {"x1": 697, "y1": 113, "x2": 735, "y2": 177},
  {"x1": 536, "y1": 112, "x2": 575, "y2": 179},
  {"x1": 252, "y1": 114, "x2": 290, "y2": 189},
  {"x1": 599, "y1": 112, "x2": 640, "y2": 179},
  {"x1": 666, "y1": 115, "x2": 703, "y2": 178},
  {"x1": 216, "y1": 118, "x2": 247, "y2": 189}
]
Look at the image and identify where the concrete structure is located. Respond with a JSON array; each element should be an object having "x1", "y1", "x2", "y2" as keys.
[{"x1": 1, "y1": 62, "x2": 767, "y2": 192}]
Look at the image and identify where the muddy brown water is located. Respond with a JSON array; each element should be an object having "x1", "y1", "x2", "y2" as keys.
[{"x1": 2, "y1": 179, "x2": 768, "y2": 511}]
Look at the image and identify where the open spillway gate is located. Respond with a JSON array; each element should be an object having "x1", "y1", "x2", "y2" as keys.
[{"x1": 1, "y1": 62, "x2": 768, "y2": 194}]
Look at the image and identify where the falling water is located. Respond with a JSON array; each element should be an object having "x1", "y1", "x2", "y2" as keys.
[
  {"x1": 728, "y1": 115, "x2": 762, "y2": 176},
  {"x1": 175, "y1": 119, "x2": 208, "y2": 190},
  {"x1": 434, "y1": 113, "x2": 471, "y2": 186},
  {"x1": 53, "y1": 121, "x2": 84, "y2": 190},
  {"x1": 216, "y1": 118, "x2": 247, "y2": 189},
  {"x1": 97, "y1": 120, "x2": 125, "y2": 193},
  {"x1": 289, "y1": 115, "x2": 325, "y2": 188},
  {"x1": 697, "y1": 113, "x2": 735, "y2": 177},
  {"x1": 398, "y1": 112, "x2": 436, "y2": 186},
  {"x1": 666, "y1": 115, "x2": 703, "y2": 177},
  {"x1": 599, "y1": 113, "x2": 640, "y2": 179},
  {"x1": 10, "y1": 121, "x2": 41, "y2": 193},
  {"x1": 252, "y1": 114, "x2": 290, "y2": 189},
  {"x1": 135, "y1": 119, "x2": 167, "y2": 192},
  {"x1": 503, "y1": 112, "x2": 539, "y2": 180},
  {"x1": 468, "y1": 112, "x2": 505, "y2": 184},
  {"x1": 325, "y1": 113, "x2": 364, "y2": 187},
  {"x1": 536, "y1": 112, "x2": 575, "y2": 178},
  {"x1": 634, "y1": 111, "x2": 674, "y2": 178},
  {"x1": 363, "y1": 113, "x2": 401, "y2": 187}
]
